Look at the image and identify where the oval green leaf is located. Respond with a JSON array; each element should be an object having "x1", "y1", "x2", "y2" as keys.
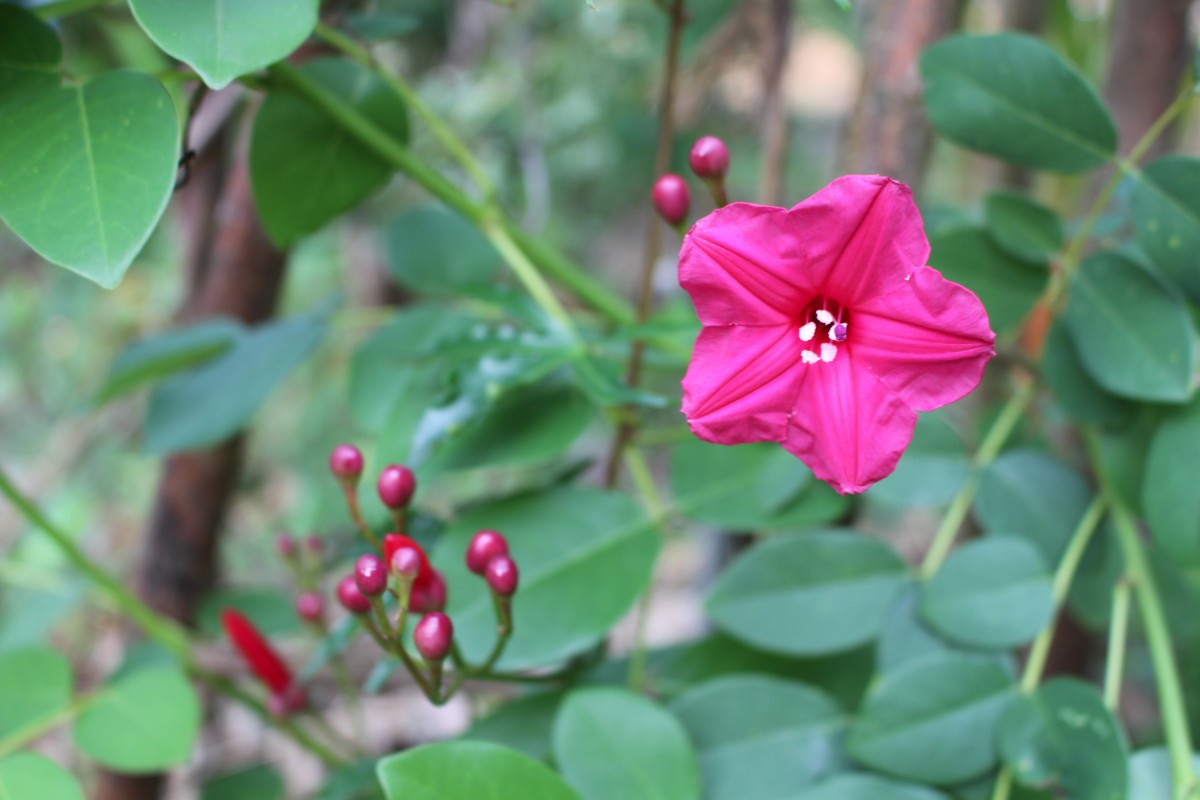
[
  {"x1": 0, "y1": 647, "x2": 72, "y2": 740},
  {"x1": 920, "y1": 537, "x2": 1054, "y2": 649},
  {"x1": 553, "y1": 687, "x2": 700, "y2": 800},
  {"x1": 1129, "y1": 156, "x2": 1200, "y2": 300},
  {"x1": 847, "y1": 653, "x2": 1016, "y2": 784},
  {"x1": 876, "y1": 587, "x2": 954, "y2": 675},
  {"x1": 998, "y1": 678, "x2": 1127, "y2": 799},
  {"x1": 927, "y1": 226, "x2": 1046, "y2": 335},
  {"x1": 0, "y1": 71, "x2": 179, "y2": 288},
  {"x1": 706, "y1": 530, "x2": 910, "y2": 656},
  {"x1": 795, "y1": 774, "x2": 949, "y2": 800},
  {"x1": 128, "y1": 0, "x2": 318, "y2": 90},
  {"x1": 0, "y1": 753, "x2": 83, "y2": 800},
  {"x1": 462, "y1": 691, "x2": 564, "y2": 764},
  {"x1": 377, "y1": 741, "x2": 580, "y2": 800},
  {"x1": 433, "y1": 487, "x2": 660, "y2": 670},
  {"x1": 869, "y1": 412, "x2": 968, "y2": 508},
  {"x1": 1144, "y1": 396, "x2": 1200, "y2": 565},
  {"x1": 1128, "y1": 747, "x2": 1200, "y2": 800},
  {"x1": 1041, "y1": 321, "x2": 1136, "y2": 427},
  {"x1": 670, "y1": 675, "x2": 844, "y2": 799},
  {"x1": 1063, "y1": 250, "x2": 1196, "y2": 403},
  {"x1": 94, "y1": 318, "x2": 242, "y2": 404},
  {"x1": 984, "y1": 191, "x2": 1064, "y2": 264},
  {"x1": 73, "y1": 666, "x2": 200, "y2": 772},
  {"x1": 919, "y1": 34, "x2": 1116, "y2": 173},
  {"x1": 200, "y1": 765, "x2": 284, "y2": 800},
  {"x1": 251, "y1": 58, "x2": 408, "y2": 245},
  {"x1": 383, "y1": 206, "x2": 501, "y2": 296}
]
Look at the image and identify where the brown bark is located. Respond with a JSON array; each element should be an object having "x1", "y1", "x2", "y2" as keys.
[
  {"x1": 757, "y1": 0, "x2": 792, "y2": 206},
  {"x1": 91, "y1": 117, "x2": 288, "y2": 800},
  {"x1": 1104, "y1": 0, "x2": 1193, "y2": 158},
  {"x1": 840, "y1": 0, "x2": 959, "y2": 188}
]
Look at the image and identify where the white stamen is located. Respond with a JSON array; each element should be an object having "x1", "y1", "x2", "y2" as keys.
[
  {"x1": 801, "y1": 349, "x2": 820, "y2": 364},
  {"x1": 815, "y1": 309, "x2": 834, "y2": 325},
  {"x1": 798, "y1": 321, "x2": 817, "y2": 341},
  {"x1": 820, "y1": 343, "x2": 838, "y2": 362},
  {"x1": 831, "y1": 322, "x2": 847, "y2": 342}
]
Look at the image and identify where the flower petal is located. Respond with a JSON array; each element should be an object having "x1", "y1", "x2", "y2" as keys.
[
  {"x1": 682, "y1": 324, "x2": 805, "y2": 444},
  {"x1": 852, "y1": 266, "x2": 996, "y2": 411},
  {"x1": 787, "y1": 175, "x2": 930, "y2": 307},
  {"x1": 784, "y1": 353, "x2": 916, "y2": 494},
  {"x1": 680, "y1": 203, "x2": 812, "y2": 326}
]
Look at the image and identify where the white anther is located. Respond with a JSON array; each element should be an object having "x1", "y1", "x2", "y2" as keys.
[
  {"x1": 815, "y1": 309, "x2": 834, "y2": 325},
  {"x1": 801, "y1": 349, "x2": 820, "y2": 364},
  {"x1": 830, "y1": 322, "x2": 847, "y2": 342},
  {"x1": 820, "y1": 343, "x2": 838, "y2": 363},
  {"x1": 799, "y1": 321, "x2": 816, "y2": 341}
]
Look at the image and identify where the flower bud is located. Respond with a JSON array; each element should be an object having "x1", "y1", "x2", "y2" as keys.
[
  {"x1": 688, "y1": 135, "x2": 730, "y2": 179},
  {"x1": 485, "y1": 554, "x2": 519, "y2": 597},
  {"x1": 651, "y1": 174, "x2": 690, "y2": 226},
  {"x1": 266, "y1": 684, "x2": 307, "y2": 718},
  {"x1": 354, "y1": 554, "x2": 388, "y2": 597},
  {"x1": 329, "y1": 444, "x2": 364, "y2": 483},
  {"x1": 411, "y1": 569, "x2": 447, "y2": 613},
  {"x1": 465, "y1": 529, "x2": 509, "y2": 575},
  {"x1": 275, "y1": 533, "x2": 297, "y2": 559},
  {"x1": 377, "y1": 464, "x2": 416, "y2": 509},
  {"x1": 336, "y1": 574, "x2": 372, "y2": 615},
  {"x1": 413, "y1": 612, "x2": 454, "y2": 662},
  {"x1": 391, "y1": 546, "x2": 421, "y2": 579},
  {"x1": 294, "y1": 591, "x2": 324, "y2": 622},
  {"x1": 221, "y1": 608, "x2": 294, "y2": 695},
  {"x1": 304, "y1": 535, "x2": 323, "y2": 556}
]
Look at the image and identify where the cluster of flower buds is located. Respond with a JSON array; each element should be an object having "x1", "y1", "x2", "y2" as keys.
[
  {"x1": 221, "y1": 608, "x2": 306, "y2": 717},
  {"x1": 651, "y1": 135, "x2": 731, "y2": 232}
]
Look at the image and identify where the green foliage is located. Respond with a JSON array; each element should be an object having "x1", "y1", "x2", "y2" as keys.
[
  {"x1": 383, "y1": 206, "x2": 500, "y2": 295},
  {"x1": 927, "y1": 226, "x2": 1046, "y2": 335},
  {"x1": 793, "y1": 774, "x2": 949, "y2": 800},
  {"x1": 0, "y1": 753, "x2": 84, "y2": 800},
  {"x1": 0, "y1": 647, "x2": 72, "y2": 740},
  {"x1": 983, "y1": 192, "x2": 1064, "y2": 265},
  {"x1": 200, "y1": 765, "x2": 286, "y2": 800},
  {"x1": 377, "y1": 741, "x2": 580, "y2": 800},
  {"x1": 1144, "y1": 395, "x2": 1200, "y2": 565},
  {"x1": 94, "y1": 318, "x2": 241, "y2": 404},
  {"x1": 869, "y1": 412, "x2": 968, "y2": 508},
  {"x1": 1129, "y1": 156, "x2": 1200, "y2": 300}
]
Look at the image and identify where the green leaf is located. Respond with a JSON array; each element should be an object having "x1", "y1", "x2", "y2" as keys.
[
  {"x1": 0, "y1": 5, "x2": 61, "y2": 103},
  {"x1": 433, "y1": 487, "x2": 659, "y2": 670},
  {"x1": 919, "y1": 34, "x2": 1116, "y2": 172},
  {"x1": 0, "y1": 753, "x2": 83, "y2": 800},
  {"x1": 196, "y1": 587, "x2": 303, "y2": 638},
  {"x1": 0, "y1": 70, "x2": 179, "y2": 288},
  {"x1": 73, "y1": 665, "x2": 200, "y2": 772},
  {"x1": 553, "y1": 687, "x2": 699, "y2": 800},
  {"x1": 0, "y1": 647, "x2": 72, "y2": 739},
  {"x1": 1129, "y1": 156, "x2": 1200, "y2": 300},
  {"x1": 345, "y1": 12, "x2": 421, "y2": 41},
  {"x1": 318, "y1": 759, "x2": 386, "y2": 800},
  {"x1": 383, "y1": 206, "x2": 501, "y2": 296},
  {"x1": 920, "y1": 537, "x2": 1054, "y2": 649},
  {"x1": 94, "y1": 319, "x2": 241, "y2": 404},
  {"x1": 876, "y1": 587, "x2": 954, "y2": 674},
  {"x1": 462, "y1": 691, "x2": 564, "y2": 763},
  {"x1": 794, "y1": 774, "x2": 949, "y2": 800},
  {"x1": 984, "y1": 191, "x2": 1064, "y2": 264},
  {"x1": 1041, "y1": 321, "x2": 1136, "y2": 427},
  {"x1": 1063, "y1": 250, "x2": 1195, "y2": 403},
  {"x1": 670, "y1": 675, "x2": 844, "y2": 799},
  {"x1": 377, "y1": 741, "x2": 579, "y2": 800},
  {"x1": 145, "y1": 312, "x2": 326, "y2": 454},
  {"x1": 128, "y1": 0, "x2": 318, "y2": 90},
  {"x1": 670, "y1": 440, "x2": 849, "y2": 531},
  {"x1": 870, "y1": 412, "x2": 968, "y2": 508},
  {"x1": 847, "y1": 653, "x2": 1015, "y2": 784},
  {"x1": 998, "y1": 678, "x2": 1127, "y2": 799},
  {"x1": 975, "y1": 449, "x2": 1095, "y2": 564},
  {"x1": 251, "y1": 58, "x2": 408, "y2": 245},
  {"x1": 1128, "y1": 747, "x2": 1200, "y2": 800},
  {"x1": 200, "y1": 765, "x2": 285, "y2": 800},
  {"x1": 1144, "y1": 396, "x2": 1200, "y2": 565},
  {"x1": 1065, "y1": 519, "x2": 1124, "y2": 630},
  {"x1": 706, "y1": 530, "x2": 910, "y2": 656},
  {"x1": 928, "y1": 226, "x2": 1046, "y2": 334}
]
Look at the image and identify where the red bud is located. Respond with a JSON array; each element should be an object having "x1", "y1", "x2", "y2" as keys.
[
  {"x1": 329, "y1": 444, "x2": 364, "y2": 482},
  {"x1": 413, "y1": 612, "x2": 454, "y2": 661},
  {"x1": 354, "y1": 554, "x2": 388, "y2": 597},
  {"x1": 411, "y1": 568, "x2": 447, "y2": 613},
  {"x1": 651, "y1": 174, "x2": 690, "y2": 226},
  {"x1": 485, "y1": 554, "x2": 519, "y2": 597},
  {"x1": 221, "y1": 608, "x2": 294, "y2": 695},
  {"x1": 377, "y1": 464, "x2": 416, "y2": 509},
  {"x1": 465, "y1": 529, "x2": 509, "y2": 575},
  {"x1": 294, "y1": 591, "x2": 324, "y2": 622},
  {"x1": 336, "y1": 574, "x2": 372, "y2": 615},
  {"x1": 688, "y1": 135, "x2": 730, "y2": 179}
]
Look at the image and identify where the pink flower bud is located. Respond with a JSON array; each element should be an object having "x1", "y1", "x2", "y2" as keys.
[
  {"x1": 336, "y1": 574, "x2": 372, "y2": 615},
  {"x1": 275, "y1": 533, "x2": 297, "y2": 559},
  {"x1": 329, "y1": 444, "x2": 364, "y2": 482},
  {"x1": 354, "y1": 554, "x2": 388, "y2": 597},
  {"x1": 294, "y1": 591, "x2": 324, "y2": 622},
  {"x1": 411, "y1": 569, "x2": 447, "y2": 613},
  {"x1": 465, "y1": 529, "x2": 509, "y2": 575},
  {"x1": 377, "y1": 464, "x2": 417, "y2": 509},
  {"x1": 413, "y1": 612, "x2": 454, "y2": 661},
  {"x1": 688, "y1": 135, "x2": 730, "y2": 179},
  {"x1": 485, "y1": 554, "x2": 519, "y2": 597},
  {"x1": 391, "y1": 546, "x2": 421, "y2": 579},
  {"x1": 304, "y1": 535, "x2": 323, "y2": 555},
  {"x1": 652, "y1": 174, "x2": 690, "y2": 226}
]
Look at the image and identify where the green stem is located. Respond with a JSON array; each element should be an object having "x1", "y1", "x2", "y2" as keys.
[
  {"x1": 918, "y1": 377, "x2": 1036, "y2": 579},
  {"x1": 988, "y1": 767, "x2": 1014, "y2": 800},
  {"x1": 0, "y1": 696, "x2": 93, "y2": 759},
  {"x1": 1019, "y1": 495, "x2": 1107, "y2": 693},
  {"x1": 1104, "y1": 577, "x2": 1132, "y2": 711},
  {"x1": 0, "y1": 466, "x2": 191, "y2": 659},
  {"x1": 483, "y1": 217, "x2": 578, "y2": 333}
]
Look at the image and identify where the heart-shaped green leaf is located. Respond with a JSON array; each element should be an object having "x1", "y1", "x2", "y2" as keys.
[
  {"x1": 0, "y1": 753, "x2": 83, "y2": 800},
  {"x1": 128, "y1": 0, "x2": 318, "y2": 90},
  {"x1": 0, "y1": 71, "x2": 179, "y2": 288},
  {"x1": 377, "y1": 741, "x2": 580, "y2": 800}
]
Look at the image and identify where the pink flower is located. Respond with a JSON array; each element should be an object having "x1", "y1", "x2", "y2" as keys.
[{"x1": 679, "y1": 175, "x2": 995, "y2": 494}]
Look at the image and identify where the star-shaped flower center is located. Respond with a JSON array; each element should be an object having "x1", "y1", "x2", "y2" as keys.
[{"x1": 797, "y1": 295, "x2": 849, "y2": 364}]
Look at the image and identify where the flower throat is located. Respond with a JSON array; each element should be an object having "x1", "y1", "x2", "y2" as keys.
[{"x1": 797, "y1": 295, "x2": 848, "y2": 365}]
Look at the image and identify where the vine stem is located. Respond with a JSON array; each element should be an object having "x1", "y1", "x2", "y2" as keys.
[
  {"x1": 917, "y1": 376, "x2": 1035, "y2": 580},
  {"x1": 1103, "y1": 577, "x2": 1131, "y2": 711}
]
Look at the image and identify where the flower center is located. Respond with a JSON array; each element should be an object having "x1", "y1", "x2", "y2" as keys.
[{"x1": 797, "y1": 296, "x2": 848, "y2": 365}]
